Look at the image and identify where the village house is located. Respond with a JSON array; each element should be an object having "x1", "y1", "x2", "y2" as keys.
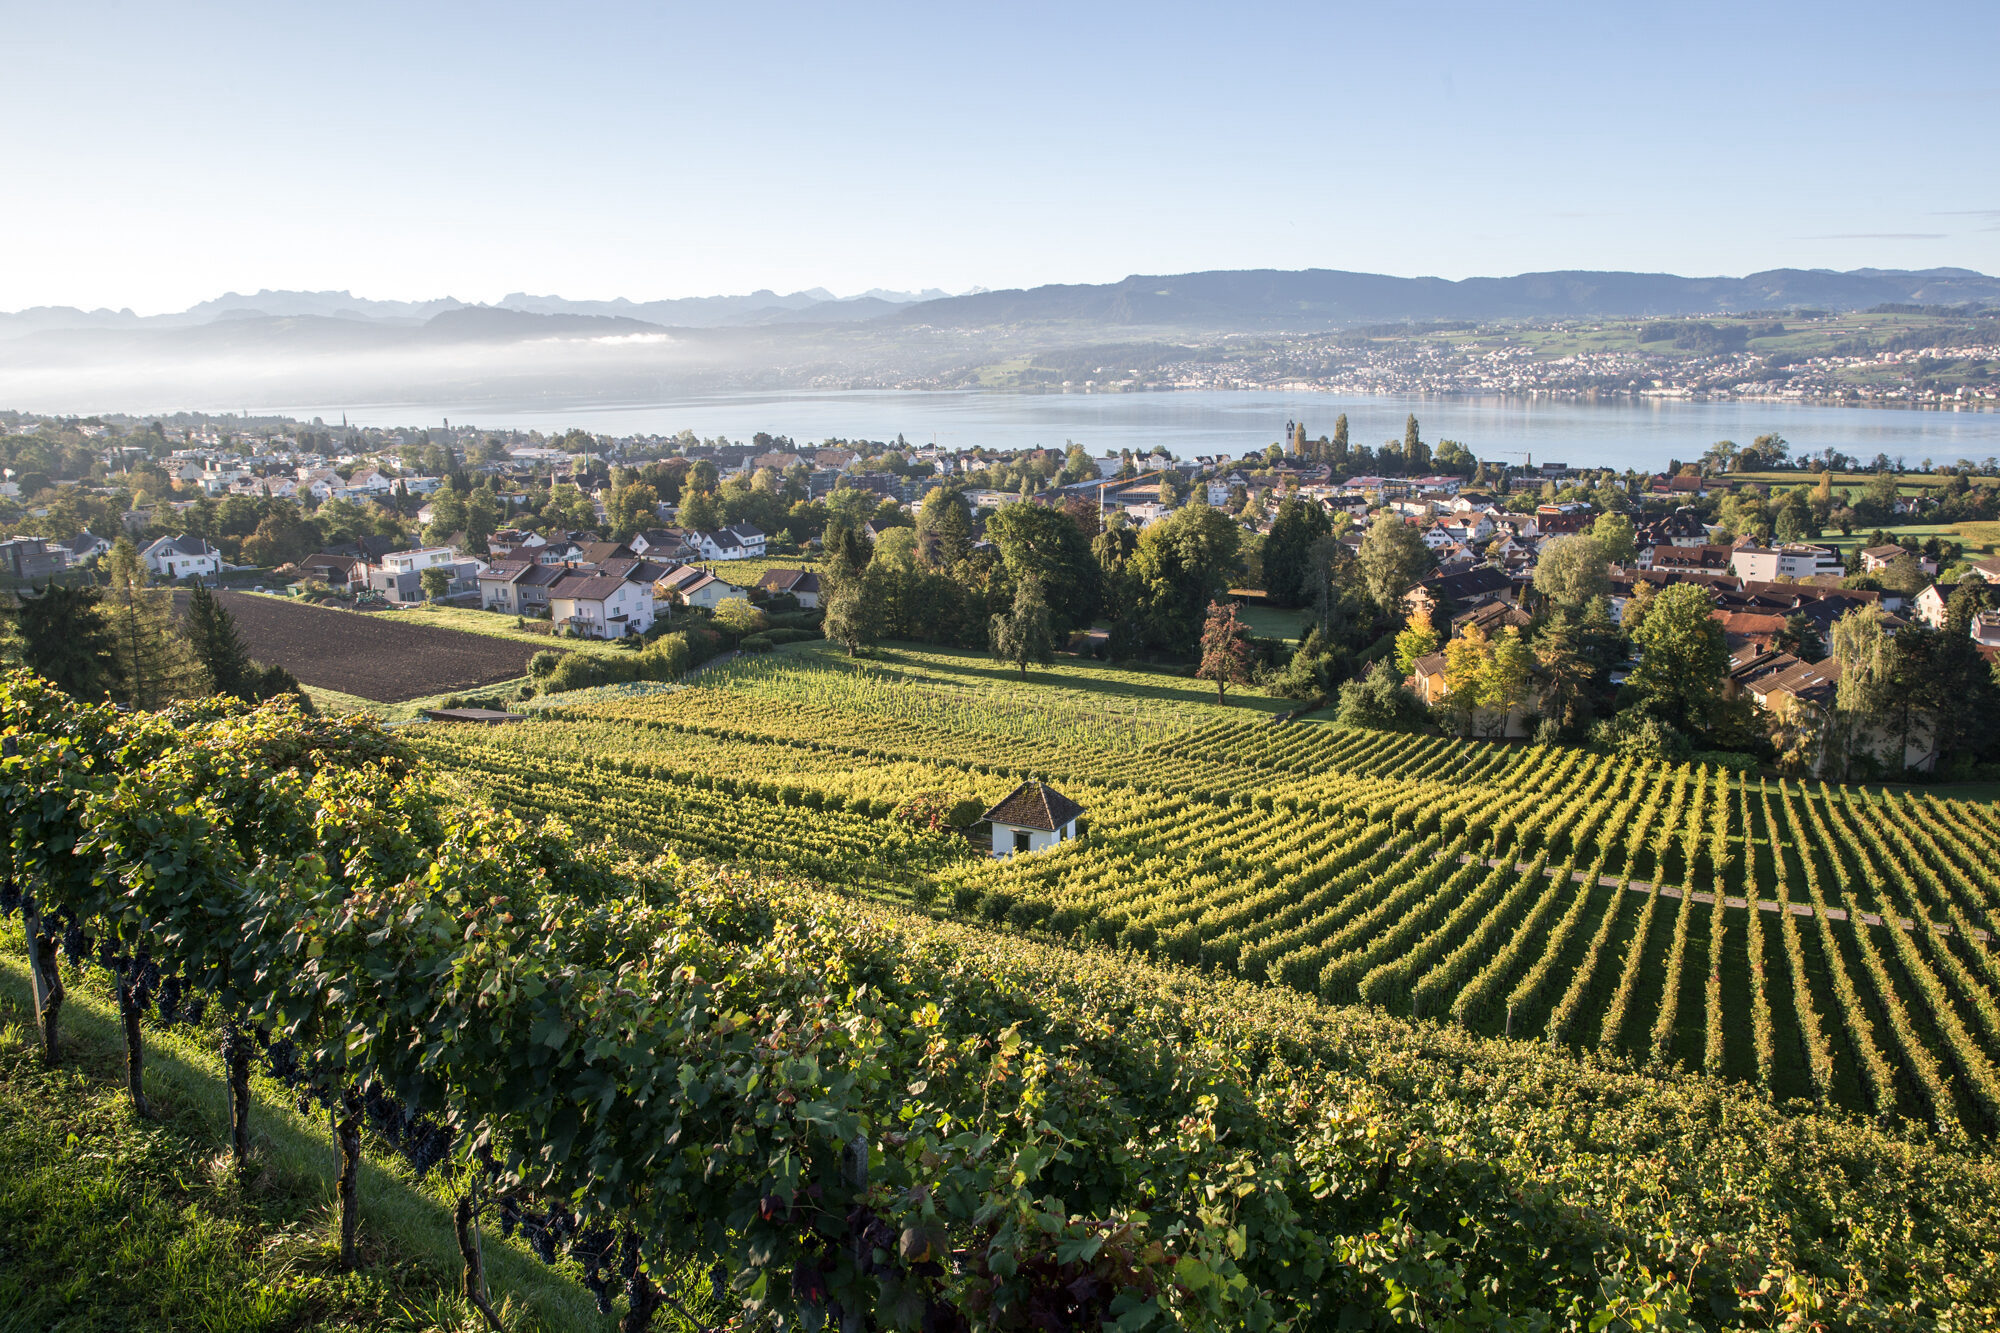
[
  {"x1": 754, "y1": 567, "x2": 822, "y2": 609},
  {"x1": 52, "y1": 530, "x2": 111, "y2": 565},
  {"x1": 1728, "y1": 541, "x2": 1842, "y2": 583},
  {"x1": 1407, "y1": 652, "x2": 1450, "y2": 706},
  {"x1": 1859, "y1": 544, "x2": 1934, "y2": 575},
  {"x1": 479, "y1": 560, "x2": 566, "y2": 613},
  {"x1": 1652, "y1": 544, "x2": 1734, "y2": 574},
  {"x1": 548, "y1": 572, "x2": 655, "y2": 639},
  {"x1": 629, "y1": 528, "x2": 697, "y2": 561},
  {"x1": 656, "y1": 563, "x2": 744, "y2": 610},
  {"x1": 982, "y1": 781, "x2": 1084, "y2": 857},
  {"x1": 486, "y1": 529, "x2": 549, "y2": 559},
  {"x1": 1403, "y1": 565, "x2": 1514, "y2": 622},
  {"x1": 299, "y1": 552, "x2": 369, "y2": 591},
  {"x1": 0, "y1": 536, "x2": 68, "y2": 581},
  {"x1": 142, "y1": 534, "x2": 223, "y2": 581},
  {"x1": 370, "y1": 546, "x2": 479, "y2": 604},
  {"x1": 690, "y1": 525, "x2": 767, "y2": 560},
  {"x1": 1913, "y1": 584, "x2": 1951, "y2": 629}
]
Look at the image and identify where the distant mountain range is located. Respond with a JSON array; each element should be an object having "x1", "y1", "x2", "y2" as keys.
[
  {"x1": 3, "y1": 268, "x2": 1994, "y2": 350},
  {"x1": 0, "y1": 285, "x2": 963, "y2": 339},
  {"x1": 883, "y1": 267, "x2": 2000, "y2": 330}
]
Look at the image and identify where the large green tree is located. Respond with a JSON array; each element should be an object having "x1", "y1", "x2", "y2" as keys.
[
  {"x1": 1355, "y1": 515, "x2": 1433, "y2": 618},
  {"x1": 1403, "y1": 415, "x2": 1429, "y2": 472},
  {"x1": 1589, "y1": 513, "x2": 1636, "y2": 566},
  {"x1": 986, "y1": 502, "x2": 1098, "y2": 633},
  {"x1": 1132, "y1": 503, "x2": 1243, "y2": 653},
  {"x1": 1261, "y1": 495, "x2": 1331, "y2": 608},
  {"x1": 1533, "y1": 535, "x2": 1612, "y2": 615},
  {"x1": 989, "y1": 576, "x2": 1056, "y2": 679},
  {"x1": 1627, "y1": 581, "x2": 1727, "y2": 734},
  {"x1": 678, "y1": 488, "x2": 724, "y2": 533},
  {"x1": 915, "y1": 486, "x2": 974, "y2": 567}
]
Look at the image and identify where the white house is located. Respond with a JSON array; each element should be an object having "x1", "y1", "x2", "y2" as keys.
[
  {"x1": 369, "y1": 546, "x2": 476, "y2": 603},
  {"x1": 657, "y1": 564, "x2": 744, "y2": 610},
  {"x1": 981, "y1": 780, "x2": 1084, "y2": 858},
  {"x1": 1913, "y1": 583, "x2": 1950, "y2": 630},
  {"x1": 690, "y1": 525, "x2": 767, "y2": 560},
  {"x1": 1731, "y1": 542, "x2": 1842, "y2": 583},
  {"x1": 548, "y1": 572, "x2": 655, "y2": 639},
  {"x1": 55, "y1": 530, "x2": 112, "y2": 564},
  {"x1": 142, "y1": 534, "x2": 222, "y2": 580}
]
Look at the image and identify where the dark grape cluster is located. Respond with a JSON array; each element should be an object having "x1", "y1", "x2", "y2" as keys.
[{"x1": 360, "y1": 1083, "x2": 454, "y2": 1173}]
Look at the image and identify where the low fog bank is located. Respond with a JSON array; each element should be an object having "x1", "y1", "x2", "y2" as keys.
[{"x1": 0, "y1": 326, "x2": 959, "y2": 418}]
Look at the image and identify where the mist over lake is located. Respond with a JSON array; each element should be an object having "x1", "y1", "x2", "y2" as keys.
[{"x1": 275, "y1": 389, "x2": 2000, "y2": 472}]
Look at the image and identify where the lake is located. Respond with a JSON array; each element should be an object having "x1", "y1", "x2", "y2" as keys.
[{"x1": 291, "y1": 390, "x2": 2000, "y2": 474}]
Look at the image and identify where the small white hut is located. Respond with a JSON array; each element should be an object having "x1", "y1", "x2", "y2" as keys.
[{"x1": 981, "y1": 780, "x2": 1084, "y2": 857}]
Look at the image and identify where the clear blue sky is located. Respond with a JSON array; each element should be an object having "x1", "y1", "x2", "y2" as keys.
[{"x1": 6, "y1": 0, "x2": 1997, "y2": 312}]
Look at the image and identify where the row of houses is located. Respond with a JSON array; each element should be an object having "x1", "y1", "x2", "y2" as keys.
[
  {"x1": 0, "y1": 532, "x2": 213, "y2": 581},
  {"x1": 1402, "y1": 552, "x2": 2000, "y2": 761},
  {"x1": 479, "y1": 551, "x2": 820, "y2": 638}
]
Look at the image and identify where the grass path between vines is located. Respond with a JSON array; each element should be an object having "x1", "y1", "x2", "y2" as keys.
[{"x1": 0, "y1": 937, "x2": 615, "y2": 1333}]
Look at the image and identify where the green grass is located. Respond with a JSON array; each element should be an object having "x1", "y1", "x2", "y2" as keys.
[
  {"x1": 768, "y1": 637, "x2": 1289, "y2": 715},
  {"x1": 1728, "y1": 470, "x2": 1959, "y2": 494},
  {"x1": 306, "y1": 677, "x2": 539, "y2": 724},
  {"x1": 383, "y1": 604, "x2": 633, "y2": 659},
  {"x1": 1235, "y1": 602, "x2": 1311, "y2": 644},
  {"x1": 675, "y1": 556, "x2": 813, "y2": 588},
  {"x1": 0, "y1": 936, "x2": 611, "y2": 1333}
]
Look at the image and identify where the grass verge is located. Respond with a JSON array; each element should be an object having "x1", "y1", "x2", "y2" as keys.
[{"x1": 0, "y1": 935, "x2": 612, "y2": 1333}]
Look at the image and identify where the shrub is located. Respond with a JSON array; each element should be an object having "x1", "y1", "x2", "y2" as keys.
[
  {"x1": 541, "y1": 652, "x2": 642, "y2": 695},
  {"x1": 763, "y1": 627, "x2": 818, "y2": 645},
  {"x1": 638, "y1": 632, "x2": 692, "y2": 681},
  {"x1": 713, "y1": 599, "x2": 768, "y2": 637},
  {"x1": 740, "y1": 634, "x2": 776, "y2": 653},
  {"x1": 527, "y1": 649, "x2": 564, "y2": 680}
]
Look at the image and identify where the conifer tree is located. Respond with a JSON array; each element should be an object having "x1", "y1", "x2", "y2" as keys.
[
  {"x1": 101, "y1": 537, "x2": 203, "y2": 711},
  {"x1": 1404, "y1": 415, "x2": 1430, "y2": 472},
  {"x1": 184, "y1": 585, "x2": 253, "y2": 696},
  {"x1": 16, "y1": 582, "x2": 115, "y2": 699}
]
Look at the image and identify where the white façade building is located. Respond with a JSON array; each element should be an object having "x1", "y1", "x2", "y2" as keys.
[
  {"x1": 141, "y1": 534, "x2": 223, "y2": 580},
  {"x1": 981, "y1": 780, "x2": 1085, "y2": 857}
]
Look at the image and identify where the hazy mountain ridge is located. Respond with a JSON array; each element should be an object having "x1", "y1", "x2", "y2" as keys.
[
  {"x1": 0, "y1": 285, "x2": 958, "y2": 339},
  {"x1": 6, "y1": 268, "x2": 1993, "y2": 347},
  {"x1": 887, "y1": 267, "x2": 2000, "y2": 330}
]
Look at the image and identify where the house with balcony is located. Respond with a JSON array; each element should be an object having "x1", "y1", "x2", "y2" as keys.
[
  {"x1": 549, "y1": 572, "x2": 655, "y2": 639},
  {"x1": 369, "y1": 546, "x2": 478, "y2": 603}
]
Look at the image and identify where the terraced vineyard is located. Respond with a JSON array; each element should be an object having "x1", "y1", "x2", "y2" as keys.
[{"x1": 412, "y1": 652, "x2": 2000, "y2": 1132}]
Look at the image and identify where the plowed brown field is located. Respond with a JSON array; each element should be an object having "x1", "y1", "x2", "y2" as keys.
[{"x1": 181, "y1": 592, "x2": 553, "y2": 702}]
